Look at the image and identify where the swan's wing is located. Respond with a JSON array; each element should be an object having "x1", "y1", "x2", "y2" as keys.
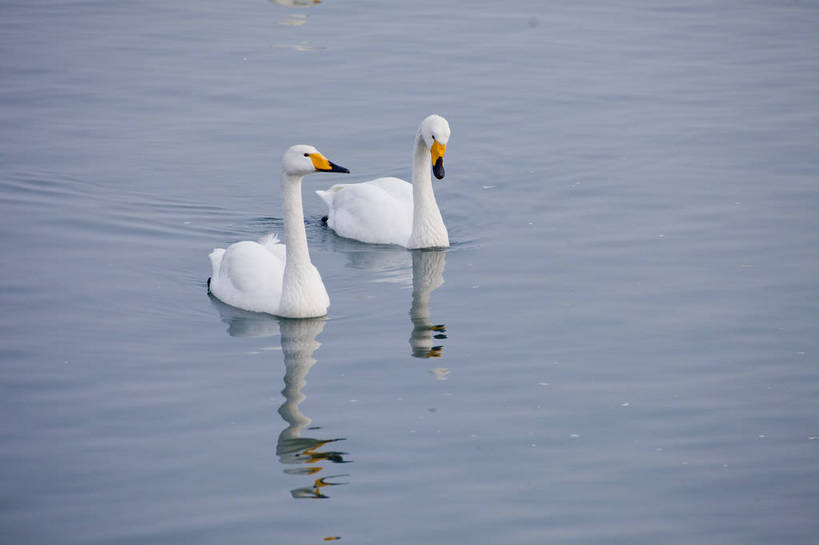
[
  {"x1": 365, "y1": 177, "x2": 414, "y2": 200},
  {"x1": 315, "y1": 186, "x2": 341, "y2": 208},
  {"x1": 209, "y1": 239, "x2": 285, "y2": 314},
  {"x1": 318, "y1": 177, "x2": 413, "y2": 246}
]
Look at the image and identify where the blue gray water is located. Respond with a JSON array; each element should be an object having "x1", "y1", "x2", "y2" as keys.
[{"x1": 1, "y1": 1, "x2": 818, "y2": 543}]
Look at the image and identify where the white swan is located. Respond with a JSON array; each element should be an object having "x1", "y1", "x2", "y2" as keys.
[
  {"x1": 316, "y1": 114, "x2": 451, "y2": 249},
  {"x1": 208, "y1": 145, "x2": 349, "y2": 318}
]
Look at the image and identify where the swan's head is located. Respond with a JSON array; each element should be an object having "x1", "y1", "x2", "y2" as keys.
[
  {"x1": 282, "y1": 145, "x2": 349, "y2": 177},
  {"x1": 419, "y1": 114, "x2": 451, "y2": 180}
]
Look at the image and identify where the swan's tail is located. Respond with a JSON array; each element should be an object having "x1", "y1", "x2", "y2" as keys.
[
  {"x1": 258, "y1": 232, "x2": 281, "y2": 252},
  {"x1": 315, "y1": 184, "x2": 346, "y2": 208},
  {"x1": 208, "y1": 248, "x2": 225, "y2": 279}
]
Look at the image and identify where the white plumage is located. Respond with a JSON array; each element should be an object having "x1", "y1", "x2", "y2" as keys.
[
  {"x1": 208, "y1": 234, "x2": 287, "y2": 315},
  {"x1": 316, "y1": 177, "x2": 412, "y2": 246}
]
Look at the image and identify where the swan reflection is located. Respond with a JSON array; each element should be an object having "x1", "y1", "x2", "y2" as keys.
[
  {"x1": 409, "y1": 249, "x2": 448, "y2": 360},
  {"x1": 209, "y1": 299, "x2": 350, "y2": 499},
  {"x1": 271, "y1": 0, "x2": 320, "y2": 27},
  {"x1": 209, "y1": 294, "x2": 281, "y2": 338},
  {"x1": 277, "y1": 317, "x2": 350, "y2": 499},
  {"x1": 317, "y1": 228, "x2": 413, "y2": 284},
  {"x1": 308, "y1": 241, "x2": 450, "y2": 365}
]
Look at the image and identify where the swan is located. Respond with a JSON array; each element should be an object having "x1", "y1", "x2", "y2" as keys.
[
  {"x1": 207, "y1": 145, "x2": 349, "y2": 318},
  {"x1": 316, "y1": 114, "x2": 451, "y2": 249}
]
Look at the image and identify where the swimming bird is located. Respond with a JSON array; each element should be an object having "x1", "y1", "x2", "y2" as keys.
[
  {"x1": 208, "y1": 145, "x2": 349, "y2": 318},
  {"x1": 316, "y1": 114, "x2": 451, "y2": 249}
]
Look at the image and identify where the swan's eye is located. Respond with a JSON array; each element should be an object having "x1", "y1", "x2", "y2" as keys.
[{"x1": 304, "y1": 153, "x2": 309, "y2": 157}]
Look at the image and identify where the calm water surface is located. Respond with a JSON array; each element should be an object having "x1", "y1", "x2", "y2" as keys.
[{"x1": 1, "y1": 1, "x2": 818, "y2": 543}]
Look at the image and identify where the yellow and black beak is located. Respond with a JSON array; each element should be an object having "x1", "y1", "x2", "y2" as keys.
[
  {"x1": 309, "y1": 153, "x2": 350, "y2": 174},
  {"x1": 430, "y1": 140, "x2": 446, "y2": 180}
]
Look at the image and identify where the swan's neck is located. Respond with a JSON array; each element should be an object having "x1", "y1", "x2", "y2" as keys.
[
  {"x1": 282, "y1": 172, "x2": 311, "y2": 269},
  {"x1": 408, "y1": 132, "x2": 449, "y2": 249},
  {"x1": 279, "y1": 172, "x2": 329, "y2": 318}
]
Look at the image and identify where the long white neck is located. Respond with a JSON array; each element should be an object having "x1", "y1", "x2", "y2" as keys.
[
  {"x1": 282, "y1": 171, "x2": 310, "y2": 269},
  {"x1": 408, "y1": 132, "x2": 449, "y2": 249},
  {"x1": 278, "y1": 172, "x2": 329, "y2": 318}
]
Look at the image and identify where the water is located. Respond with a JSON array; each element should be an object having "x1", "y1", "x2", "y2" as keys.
[{"x1": 1, "y1": 0, "x2": 818, "y2": 543}]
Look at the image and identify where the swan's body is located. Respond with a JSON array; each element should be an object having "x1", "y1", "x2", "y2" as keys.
[
  {"x1": 317, "y1": 115, "x2": 451, "y2": 249},
  {"x1": 208, "y1": 145, "x2": 348, "y2": 318},
  {"x1": 317, "y1": 177, "x2": 413, "y2": 246}
]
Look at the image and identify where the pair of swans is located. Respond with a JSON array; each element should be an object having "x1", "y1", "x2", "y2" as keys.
[{"x1": 208, "y1": 114, "x2": 452, "y2": 318}]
